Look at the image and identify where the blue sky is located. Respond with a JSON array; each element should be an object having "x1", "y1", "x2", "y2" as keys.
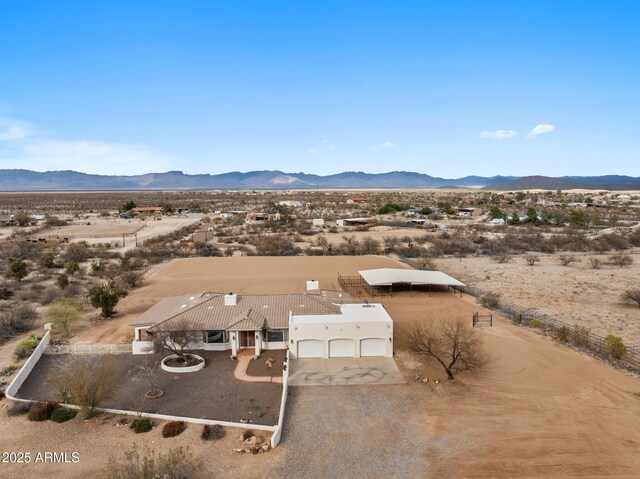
[{"x1": 0, "y1": 1, "x2": 638, "y2": 177}]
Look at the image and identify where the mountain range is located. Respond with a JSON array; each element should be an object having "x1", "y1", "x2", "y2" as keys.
[{"x1": 0, "y1": 169, "x2": 639, "y2": 191}]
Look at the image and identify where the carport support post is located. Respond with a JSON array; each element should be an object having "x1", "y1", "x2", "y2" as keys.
[{"x1": 231, "y1": 332, "x2": 238, "y2": 357}]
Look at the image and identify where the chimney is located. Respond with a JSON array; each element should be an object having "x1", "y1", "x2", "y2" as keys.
[
  {"x1": 224, "y1": 292, "x2": 238, "y2": 306},
  {"x1": 306, "y1": 280, "x2": 319, "y2": 291}
]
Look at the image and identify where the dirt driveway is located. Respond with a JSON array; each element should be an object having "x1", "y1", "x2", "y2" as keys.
[{"x1": 289, "y1": 358, "x2": 405, "y2": 386}]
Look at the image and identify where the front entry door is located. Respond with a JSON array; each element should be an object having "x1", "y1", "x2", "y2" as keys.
[{"x1": 240, "y1": 331, "x2": 255, "y2": 348}]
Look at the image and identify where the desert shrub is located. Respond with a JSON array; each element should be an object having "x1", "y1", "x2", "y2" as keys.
[
  {"x1": 106, "y1": 445, "x2": 201, "y2": 479},
  {"x1": 622, "y1": 289, "x2": 640, "y2": 308},
  {"x1": 571, "y1": 325, "x2": 591, "y2": 348},
  {"x1": 1, "y1": 304, "x2": 37, "y2": 332},
  {"x1": 524, "y1": 254, "x2": 540, "y2": 266},
  {"x1": 49, "y1": 356, "x2": 118, "y2": 410},
  {"x1": 529, "y1": 318, "x2": 541, "y2": 328},
  {"x1": 38, "y1": 253, "x2": 57, "y2": 269},
  {"x1": 88, "y1": 280, "x2": 127, "y2": 318},
  {"x1": 201, "y1": 424, "x2": 225, "y2": 441},
  {"x1": 161, "y1": 421, "x2": 186, "y2": 438},
  {"x1": 47, "y1": 298, "x2": 83, "y2": 337},
  {"x1": 557, "y1": 326, "x2": 570, "y2": 342},
  {"x1": 605, "y1": 335, "x2": 627, "y2": 360},
  {"x1": 0, "y1": 362, "x2": 18, "y2": 376},
  {"x1": 64, "y1": 260, "x2": 80, "y2": 274},
  {"x1": 494, "y1": 254, "x2": 512, "y2": 264},
  {"x1": 480, "y1": 292, "x2": 500, "y2": 309},
  {"x1": 57, "y1": 273, "x2": 70, "y2": 289},
  {"x1": 7, "y1": 258, "x2": 28, "y2": 281},
  {"x1": 27, "y1": 400, "x2": 59, "y2": 421},
  {"x1": 64, "y1": 242, "x2": 91, "y2": 262},
  {"x1": 0, "y1": 287, "x2": 13, "y2": 300},
  {"x1": 50, "y1": 406, "x2": 78, "y2": 423},
  {"x1": 15, "y1": 335, "x2": 39, "y2": 358},
  {"x1": 609, "y1": 253, "x2": 633, "y2": 268},
  {"x1": 589, "y1": 257, "x2": 603, "y2": 269},
  {"x1": 558, "y1": 254, "x2": 578, "y2": 266},
  {"x1": 242, "y1": 429, "x2": 255, "y2": 441},
  {"x1": 7, "y1": 402, "x2": 30, "y2": 416},
  {"x1": 130, "y1": 417, "x2": 154, "y2": 433},
  {"x1": 115, "y1": 271, "x2": 143, "y2": 290}
]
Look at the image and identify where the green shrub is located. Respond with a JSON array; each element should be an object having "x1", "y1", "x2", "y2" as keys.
[
  {"x1": 0, "y1": 362, "x2": 18, "y2": 376},
  {"x1": 27, "y1": 401, "x2": 59, "y2": 422},
  {"x1": 557, "y1": 326, "x2": 570, "y2": 342},
  {"x1": 605, "y1": 335, "x2": 627, "y2": 360},
  {"x1": 161, "y1": 421, "x2": 186, "y2": 438},
  {"x1": 529, "y1": 318, "x2": 541, "y2": 328},
  {"x1": 572, "y1": 325, "x2": 591, "y2": 348},
  {"x1": 50, "y1": 406, "x2": 78, "y2": 423},
  {"x1": 7, "y1": 402, "x2": 30, "y2": 416},
  {"x1": 201, "y1": 424, "x2": 225, "y2": 441},
  {"x1": 15, "y1": 336, "x2": 39, "y2": 359},
  {"x1": 130, "y1": 417, "x2": 154, "y2": 433}
]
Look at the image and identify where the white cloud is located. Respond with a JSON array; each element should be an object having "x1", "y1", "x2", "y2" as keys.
[
  {"x1": 307, "y1": 148, "x2": 317, "y2": 153},
  {"x1": 527, "y1": 123, "x2": 556, "y2": 138},
  {"x1": 0, "y1": 118, "x2": 31, "y2": 141},
  {"x1": 0, "y1": 117, "x2": 174, "y2": 175},
  {"x1": 381, "y1": 141, "x2": 394, "y2": 149},
  {"x1": 478, "y1": 129, "x2": 517, "y2": 140}
]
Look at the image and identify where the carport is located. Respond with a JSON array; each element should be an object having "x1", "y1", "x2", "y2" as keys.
[{"x1": 357, "y1": 268, "x2": 465, "y2": 297}]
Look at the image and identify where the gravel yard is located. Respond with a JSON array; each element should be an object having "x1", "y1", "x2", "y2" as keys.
[
  {"x1": 267, "y1": 384, "x2": 431, "y2": 479},
  {"x1": 16, "y1": 350, "x2": 282, "y2": 426}
]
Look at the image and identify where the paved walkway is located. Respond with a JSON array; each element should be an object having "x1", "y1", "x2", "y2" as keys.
[
  {"x1": 233, "y1": 350, "x2": 283, "y2": 384},
  {"x1": 288, "y1": 357, "x2": 405, "y2": 386}
]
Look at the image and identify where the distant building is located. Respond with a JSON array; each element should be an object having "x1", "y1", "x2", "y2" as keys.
[
  {"x1": 336, "y1": 217, "x2": 370, "y2": 227},
  {"x1": 278, "y1": 200, "x2": 302, "y2": 208},
  {"x1": 346, "y1": 197, "x2": 368, "y2": 204},
  {"x1": 456, "y1": 207, "x2": 482, "y2": 218},
  {"x1": 130, "y1": 207, "x2": 163, "y2": 216},
  {"x1": 488, "y1": 218, "x2": 505, "y2": 226},
  {"x1": 312, "y1": 218, "x2": 325, "y2": 226}
]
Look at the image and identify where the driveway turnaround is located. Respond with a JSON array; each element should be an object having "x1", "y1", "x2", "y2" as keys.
[{"x1": 288, "y1": 357, "x2": 405, "y2": 386}]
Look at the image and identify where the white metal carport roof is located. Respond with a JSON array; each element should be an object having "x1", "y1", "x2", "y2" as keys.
[{"x1": 358, "y1": 268, "x2": 465, "y2": 287}]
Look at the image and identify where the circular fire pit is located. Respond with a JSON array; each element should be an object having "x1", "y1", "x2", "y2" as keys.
[
  {"x1": 160, "y1": 354, "x2": 205, "y2": 373},
  {"x1": 144, "y1": 389, "x2": 165, "y2": 399}
]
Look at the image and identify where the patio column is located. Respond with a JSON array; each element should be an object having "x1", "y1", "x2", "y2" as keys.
[
  {"x1": 231, "y1": 331, "x2": 238, "y2": 357},
  {"x1": 254, "y1": 330, "x2": 262, "y2": 357}
]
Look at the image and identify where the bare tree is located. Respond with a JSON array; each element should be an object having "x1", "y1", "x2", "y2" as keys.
[
  {"x1": 132, "y1": 361, "x2": 161, "y2": 396},
  {"x1": 610, "y1": 253, "x2": 633, "y2": 268},
  {"x1": 153, "y1": 317, "x2": 200, "y2": 363},
  {"x1": 494, "y1": 254, "x2": 512, "y2": 264},
  {"x1": 524, "y1": 254, "x2": 540, "y2": 266},
  {"x1": 48, "y1": 356, "x2": 118, "y2": 412},
  {"x1": 415, "y1": 257, "x2": 437, "y2": 271},
  {"x1": 406, "y1": 318, "x2": 486, "y2": 380},
  {"x1": 360, "y1": 236, "x2": 381, "y2": 255},
  {"x1": 558, "y1": 254, "x2": 578, "y2": 267},
  {"x1": 622, "y1": 289, "x2": 640, "y2": 308},
  {"x1": 588, "y1": 257, "x2": 603, "y2": 269}
]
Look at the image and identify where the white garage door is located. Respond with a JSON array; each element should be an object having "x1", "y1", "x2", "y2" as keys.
[
  {"x1": 297, "y1": 339, "x2": 323, "y2": 358},
  {"x1": 329, "y1": 339, "x2": 355, "y2": 358},
  {"x1": 360, "y1": 338, "x2": 386, "y2": 357}
]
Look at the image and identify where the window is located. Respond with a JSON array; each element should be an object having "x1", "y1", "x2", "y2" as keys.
[
  {"x1": 266, "y1": 330, "x2": 285, "y2": 342},
  {"x1": 206, "y1": 330, "x2": 225, "y2": 343}
]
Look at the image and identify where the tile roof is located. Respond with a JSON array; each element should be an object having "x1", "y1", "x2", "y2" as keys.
[{"x1": 131, "y1": 290, "x2": 351, "y2": 331}]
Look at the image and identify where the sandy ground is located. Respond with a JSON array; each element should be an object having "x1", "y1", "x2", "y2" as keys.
[
  {"x1": 437, "y1": 252, "x2": 640, "y2": 346},
  {"x1": 71, "y1": 255, "x2": 408, "y2": 344},
  {"x1": 3, "y1": 286, "x2": 640, "y2": 477},
  {"x1": 33, "y1": 214, "x2": 202, "y2": 249}
]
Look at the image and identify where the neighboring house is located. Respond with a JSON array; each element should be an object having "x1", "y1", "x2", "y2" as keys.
[
  {"x1": 488, "y1": 218, "x2": 505, "y2": 226},
  {"x1": 456, "y1": 207, "x2": 482, "y2": 218},
  {"x1": 346, "y1": 197, "x2": 368, "y2": 204},
  {"x1": 246, "y1": 212, "x2": 281, "y2": 224},
  {"x1": 312, "y1": 218, "x2": 325, "y2": 226},
  {"x1": 131, "y1": 282, "x2": 394, "y2": 359}
]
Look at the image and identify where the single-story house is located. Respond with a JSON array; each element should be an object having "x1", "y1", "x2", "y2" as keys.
[
  {"x1": 488, "y1": 218, "x2": 505, "y2": 226},
  {"x1": 131, "y1": 281, "x2": 393, "y2": 359},
  {"x1": 346, "y1": 197, "x2": 368, "y2": 204},
  {"x1": 278, "y1": 200, "x2": 302, "y2": 208}
]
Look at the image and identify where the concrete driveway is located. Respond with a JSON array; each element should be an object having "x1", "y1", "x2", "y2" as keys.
[{"x1": 288, "y1": 357, "x2": 405, "y2": 386}]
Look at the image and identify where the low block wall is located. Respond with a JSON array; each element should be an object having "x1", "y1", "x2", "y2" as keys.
[
  {"x1": 271, "y1": 350, "x2": 290, "y2": 448},
  {"x1": 5, "y1": 331, "x2": 51, "y2": 399}
]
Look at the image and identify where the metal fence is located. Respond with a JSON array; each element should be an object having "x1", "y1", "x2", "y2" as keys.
[
  {"x1": 463, "y1": 285, "x2": 640, "y2": 369},
  {"x1": 45, "y1": 343, "x2": 133, "y2": 355}
]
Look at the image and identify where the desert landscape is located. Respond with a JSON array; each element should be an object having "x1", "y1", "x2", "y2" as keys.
[{"x1": 2, "y1": 255, "x2": 640, "y2": 478}]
